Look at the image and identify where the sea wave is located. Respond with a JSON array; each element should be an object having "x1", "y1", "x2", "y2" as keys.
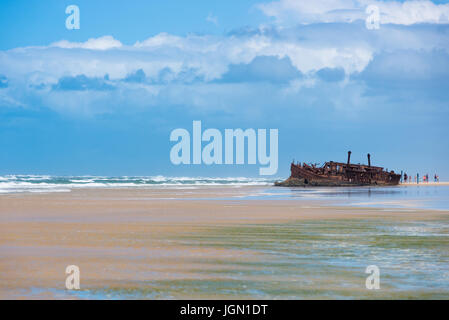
[{"x1": 0, "y1": 175, "x2": 278, "y2": 193}]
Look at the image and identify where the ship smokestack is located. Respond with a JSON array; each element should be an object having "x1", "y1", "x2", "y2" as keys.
[
  {"x1": 347, "y1": 151, "x2": 351, "y2": 165},
  {"x1": 367, "y1": 153, "x2": 371, "y2": 167}
]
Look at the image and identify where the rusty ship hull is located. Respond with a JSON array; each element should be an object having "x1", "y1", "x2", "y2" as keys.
[{"x1": 275, "y1": 151, "x2": 401, "y2": 187}]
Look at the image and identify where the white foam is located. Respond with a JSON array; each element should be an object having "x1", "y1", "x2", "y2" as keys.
[{"x1": 0, "y1": 175, "x2": 278, "y2": 194}]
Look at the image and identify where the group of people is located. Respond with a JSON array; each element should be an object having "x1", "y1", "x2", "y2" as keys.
[{"x1": 403, "y1": 173, "x2": 439, "y2": 184}]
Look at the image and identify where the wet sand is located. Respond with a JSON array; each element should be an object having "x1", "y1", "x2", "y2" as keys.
[
  {"x1": 1, "y1": 186, "x2": 448, "y2": 299},
  {"x1": 400, "y1": 182, "x2": 449, "y2": 186}
]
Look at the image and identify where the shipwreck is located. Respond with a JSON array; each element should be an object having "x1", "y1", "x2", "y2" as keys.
[{"x1": 275, "y1": 151, "x2": 401, "y2": 187}]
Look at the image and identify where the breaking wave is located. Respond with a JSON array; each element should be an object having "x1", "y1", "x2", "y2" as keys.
[{"x1": 0, "y1": 175, "x2": 277, "y2": 193}]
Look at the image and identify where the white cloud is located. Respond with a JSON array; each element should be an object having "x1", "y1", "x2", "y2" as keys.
[
  {"x1": 1, "y1": 22, "x2": 445, "y2": 85},
  {"x1": 0, "y1": 20, "x2": 448, "y2": 116},
  {"x1": 258, "y1": 0, "x2": 449, "y2": 25},
  {"x1": 0, "y1": 31, "x2": 372, "y2": 83},
  {"x1": 378, "y1": 0, "x2": 449, "y2": 25},
  {"x1": 51, "y1": 35, "x2": 123, "y2": 50},
  {"x1": 133, "y1": 31, "x2": 373, "y2": 75}
]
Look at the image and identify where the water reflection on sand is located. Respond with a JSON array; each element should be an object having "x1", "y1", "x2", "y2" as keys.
[
  {"x1": 241, "y1": 185, "x2": 449, "y2": 211},
  {"x1": 1, "y1": 186, "x2": 448, "y2": 299}
]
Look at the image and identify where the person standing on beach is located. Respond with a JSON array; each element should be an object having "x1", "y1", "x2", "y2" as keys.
[
  {"x1": 417, "y1": 173, "x2": 419, "y2": 184},
  {"x1": 404, "y1": 173, "x2": 408, "y2": 183}
]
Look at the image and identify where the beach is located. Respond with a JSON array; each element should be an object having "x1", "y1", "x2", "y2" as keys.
[{"x1": 1, "y1": 185, "x2": 449, "y2": 299}]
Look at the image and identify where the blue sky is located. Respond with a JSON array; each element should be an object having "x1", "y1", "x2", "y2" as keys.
[
  {"x1": 1, "y1": 0, "x2": 449, "y2": 178},
  {"x1": 0, "y1": 0, "x2": 266, "y2": 50}
]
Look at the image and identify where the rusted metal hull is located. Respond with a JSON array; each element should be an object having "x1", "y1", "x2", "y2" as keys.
[{"x1": 275, "y1": 152, "x2": 401, "y2": 187}]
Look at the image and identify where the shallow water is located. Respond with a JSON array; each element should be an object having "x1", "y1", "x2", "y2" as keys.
[
  {"x1": 173, "y1": 219, "x2": 449, "y2": 299},
  {"x1": 240, "y1": 185, "x2": 449, "y2": 211},
  {"x1": 20, "y1": 218, "x2": 447, "y2": 300}
]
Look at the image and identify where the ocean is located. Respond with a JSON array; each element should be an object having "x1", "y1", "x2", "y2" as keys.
[{"x1": 0, "y1": 175, "x2": 278, "y2": 193}]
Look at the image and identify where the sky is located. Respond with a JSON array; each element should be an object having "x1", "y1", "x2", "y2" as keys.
[{"x1": 0, "y1": 0, "x2": 448, "y2": 178}]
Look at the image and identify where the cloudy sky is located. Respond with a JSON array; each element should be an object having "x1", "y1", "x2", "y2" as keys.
[{"x1": 0, "y1": 0, "x2": 448, "y2": 177}]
